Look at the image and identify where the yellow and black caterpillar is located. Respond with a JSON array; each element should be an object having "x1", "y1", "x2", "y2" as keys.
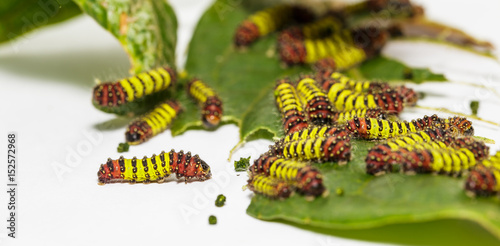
[
  {"x1": 234, "y1": 4, "x2": 314, "y2": 47},
  {"x1": 274, "y1": 78, "x2": 309, "y2": 135},
  {"x1": 247, "y1": 174, "x2": 292, "y2": 199},
  {"x1": 125, "y1": 100, "x2": 182, "y2": 145},
  {"x1": 187, "y1": 78, "x2": 223, "y2": 128},
  {"x1": 273, "y1": 135, "x2": 352, "y2": 164},
  {"x1": 251, "y1": 155, "x2": 325, "y2": 197},
  {"x1": 98, "y1": 150, "x2": 211, "y2": 184},
  {"x1": 296, "y1": 76, "x2": 336, "y2": 125},
  {"x1": 93, "y1": 66, "x2": 176, "y2": 109}
]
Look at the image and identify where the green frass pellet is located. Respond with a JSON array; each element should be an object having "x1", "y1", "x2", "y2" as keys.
[
  {"x1": 470, "y1": 101, "x2": 479, "y2": 115},
  {"x1": 117, "y1": 142, "x2": 130, "y2": 153},
  {"x1": 234, "y1": 156, "x2": 251, "y2": 172},
  {"x1": 215, "y1": 194, "x2": 226, "y2": 207},
  {"x1": 209, "y1": 215, "x2": 217, "y2": 225}
]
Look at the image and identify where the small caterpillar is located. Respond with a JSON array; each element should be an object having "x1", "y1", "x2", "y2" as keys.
[
  {"x1": 281, "y1": 125, "x2": 350, "y2": 145},
  {"x1": 234, "y1": 4, "x2": 314, "y2": 47},
  {"x1": 125, "y1": 100, "x2": 182, "y2": 145},
  {"x1": 247, "y1": 174, "x2": 293, "y2": 199},
  {"x1": 296, "y1": 76, "x2": 336, "y2": 125},
  {"x1": 187, "y1": 78, "x2": 223, "y2": 128},
  {"x1": 402, "y1": 147, "x2": 478, "y2": 176},
  {"x1": 325, "y1": 84, "x2": 404, "y2": 113},
  {"x1": 278, "y1": 14, "x2": 345, "y2": 42},
  {"x1": 251, "y1": 155, "x2": 325, "y2": 197},
  {"x1": 365, "y1": 128, "x2": 453, "y2": 175},
  {"x1": 279, "y1": 34, "x2": 367, "y2": 68},
  {"x1": 464, "y1": 152, "x2": 500, "y2": 197},
  {"x1": 274, "y1": 135, "x2": 352, "y2": 164},
  {"x1": 97, "y1": 150, "x2": 211, "y2": 184},
  {"x1": 317, "y1": 71, "x2": 418, "y2": 106},
  {"x1": 346, "y1": 115, "x2": 474, "y2": 140},
  {"x1": 93, "y1": 66, "x2": 176, "y2": 108}
]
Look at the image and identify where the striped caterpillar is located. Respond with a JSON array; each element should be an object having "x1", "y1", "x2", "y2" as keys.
[
  {"x1": 366, "y1": 136, "x2": 488, "y2": 176},
  {"x1": 97, "y1": 150, "x2": 211, "y2": 184},
  {"x1": 280, "y1": 125, "x2": 350, "y2": 146},
  {"x1": 274, "y1": 78, "x2": 309, "y2": 135},
  {"x1": 187, "y1": 78, "x2": 223, "y2": 128},
  {"x1": 247, "y1": 174, "x2": 292, "y2": 199},
  {"x1": 93, "y1": 66, "x2": 176, "y2": 109},
  {"x1": 279, "y1": 26, "x2": 388, "y2": 67},
  {"x1": 295, "y1": 76, "x2": 336, "y2": 125},
  {"x1": 234, "y1": 4, "x2": 314, "y2": 47},
  {"x1": 465, "y1": 152, "x2": 500, "y2": 197},
  {"x1": 251, "y1": 154, "x2": 325, "y2": 197},
  {"x1": 272, "y1": 135, "x2": 352, "y2": 164},
  {"x1": 317, "y1": 71, "x2": 418, "y2": 106},
  {"x1": 125, "y1": 100, "x2": 182, "y2": 145},
  {"x1": 345, "y1": 115, "x2": 474, "y2": 140}
]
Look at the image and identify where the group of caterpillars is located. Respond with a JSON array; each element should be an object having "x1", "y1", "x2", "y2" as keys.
[
  {"x1": 233, "y1": 0, "x2": 422, "y2": 70},
  {"x1": 93, "y1": 66, "x2": 223, "y2": 146},
  {"x1": 247, "y1": 68, "x2": 485, "y2": 199},
  {"x1": 92, "y1": 67, "x2": 224, "y2": 184}
]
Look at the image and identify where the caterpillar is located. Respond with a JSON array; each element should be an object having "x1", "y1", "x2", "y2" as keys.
[
  {"x1": 365, "y1": 128, "x2": 456, "y2": 175},
  {"x1": 125, "y1": 100, "x2": 182, "y2": 145},
  {"x1": 279, "y1": 34, "x2": 367, "y2": 68},
  {"x1": 247, "y1": 174, "x2": 293, "y2": 199},
  {"x1": 325, "y1": 85, "x2": 404, "y2": 114},
  {"x1": 296, "y1": 76, "x2": 336, "y2": 125},
  {"x1": 93, "y1": 66, "x2": 176, "y2": 108},
  {"x1": 97, "y1": 150, "x2": 211, "y2": 184},
  {"x1": 465, "y1": 152, "x2": 500, "y2": 197},
  {"x1": 346, "y1": 114, "x2": 474, "y2": 140},
  {"x1": 274, "y1": 135, "x2": 352, "y2": 164},
  {"x1": 281, "y1": 125, "x2": 350, "y2": 145},
  {"x1": 234, "y1": 4, "x2": 314, "y2": 47},
  {"x1": 402, "y1": 147, "x2": 478, "y2": 176},
  {"x1": 278, "y1": 14, "x2": 345, "y2": 42},
  {"x1": 251, "y1": 155, "x2": 325, "y2": 197},
  {"x1": 187, "y1": 78, "x2": 223, "y2": 128},
  {"x1": 274, "y1": 78, "x2": 309, "y2": 135},
  {"x1": 318, "y1": 71, "x2": 418, "y2": 106}
]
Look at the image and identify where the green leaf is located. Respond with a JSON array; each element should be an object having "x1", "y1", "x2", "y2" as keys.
[
  {"x1": 247, "y1": 139, "x2": 500, "y2": 243},
  {"x1": 0, "y1": 0, "x2": 81, "y2": 44},
  {"x1": 182, "y1": 0, "x2": 500, "y2": 243},
  {"x1": 74, "y1": 0, "x2": 177, "y2": 74}
]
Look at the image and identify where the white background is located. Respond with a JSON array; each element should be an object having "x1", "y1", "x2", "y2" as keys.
[{"x1": 1, "y1": 0, "x2": 500, "y2": 245}]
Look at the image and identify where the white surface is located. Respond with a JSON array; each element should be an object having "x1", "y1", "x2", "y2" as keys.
[{"x1": 0, "y1": 0, "x2": 499, "y2": 245}]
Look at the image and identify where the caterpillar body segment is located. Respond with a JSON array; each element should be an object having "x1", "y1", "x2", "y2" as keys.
[
  {"x1": 247, "y1": 174, "x2": 293, "y2": 199},
  {"x1": 295, "y1": 76, "x2": 336, "y2": 125}
]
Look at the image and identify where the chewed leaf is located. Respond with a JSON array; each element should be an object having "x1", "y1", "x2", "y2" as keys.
[{"x1": 74, "y1": 0, "x2": 177, "y2": 73}]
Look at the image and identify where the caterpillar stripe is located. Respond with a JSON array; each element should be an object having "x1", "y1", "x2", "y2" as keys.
[
  {"x1": 251, "y1": 155, "x2": 325, "y2": 197},
  {"x1": 234, "y1": 5, "x2": 314, "y2": 47},
  {"x1": 465, "y1": 152, "x2": 500, "y2": 197},
  {"x1": 125, "y1": 100, "x2": 182, "y2": 145},
  {"x1": 346, "y1": 115, "x2": 473, "y2": 140},
  {"x1": 93, "y1": 66, "x2": 175, "y2": 108},
  {"x1": 325, "y1": 84, "x2": 404, "y2": 113},
  {"x1": 97, "y1": 150, "x2": 211, "y2": 184},
  {"x1": 278, "y1": 14, "x2": 345, "y2": 42},
  {"x1": 296, "y1": 77, "x2": 336, "y2": 125},
  {"x1": 274, "y1": 135, "x2": 352, "y2": 164},
  {"x1": 247, "y1": 174, "x2": 292, "y2": 199},
  {"x1": 187, "y1": 79, "x2": 223, "y2": 128}
]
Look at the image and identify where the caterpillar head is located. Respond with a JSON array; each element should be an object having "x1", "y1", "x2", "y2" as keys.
[
  {"x1": 202, "y1": 97, "x2": 223, "y2": 129},
  {"x1": 464, "y1": 166, "x2": 496, "y2": 197},
  {"x1": 97, "y1": 164, "x2": 111, "y2": 184},
  {"x1": 196, "y1": 158, "x2": 212, "y2": 180},
  {"x1": 125, "y1": 121, "x2": 152, "y2": 145}
]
